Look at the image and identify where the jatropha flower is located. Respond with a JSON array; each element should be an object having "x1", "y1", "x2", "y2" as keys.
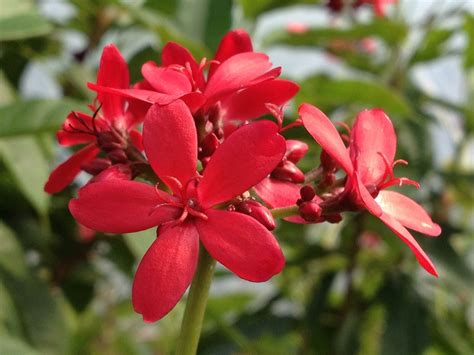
[
  {"x1": 88, "y1": 29, "x2": 299, "y2": 133},
  {"x1": 299, "y1": 104, "x2": 441, "y2": 276},
  {"x1": 44, "y1": 44, "x2": 145, "y2": 194},
  {"x1": 69, "y1": 100, "x2": 286, "y2": 322}
]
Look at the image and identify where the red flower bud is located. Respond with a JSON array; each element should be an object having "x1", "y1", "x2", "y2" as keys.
[
  {"x1": 285, "y1": 140, "x2": 308, "y2": 163},
  {"x1": 324, "y1": 213, "x2": 342, "y2": 224},
  {"x1": 81, "y1": 158, "x2": 111, "y2": 175},
  {"x1": 199, "y1": 133, "x2": 220, "y2": 158},
  {"x1": 299, "y1": 201, "x2": 322, "y2": 222},
  {"x1": 320, "y1": 150, "x2": 337, "y2": 172},
  {"x1": 300, "y1": 185, "x2": 316, "y2": 202},
  {"x1": 89, "y1": 164, "x2": 132, "y2": 184},
  {"x1": 271, "y1": 160, "x2": 305, "y2": 183},
  {"x1": 235, "y1": 200, "x2": 276, "y2": 231},
  {"x1": 108, "y1": 149, "x2": 128, "y2": 164}
]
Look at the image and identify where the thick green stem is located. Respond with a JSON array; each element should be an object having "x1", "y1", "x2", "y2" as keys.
[
  {"x1": 270, "y1": 205, "x2": 299, "y2": 219},
  {"x1": 176, "y1": 246, "x2": 216, "y2": 355}
]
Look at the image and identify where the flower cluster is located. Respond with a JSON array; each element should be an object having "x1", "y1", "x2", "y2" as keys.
[{"x1": 45, "y1": 29, "x2": 440, "y2": 322}]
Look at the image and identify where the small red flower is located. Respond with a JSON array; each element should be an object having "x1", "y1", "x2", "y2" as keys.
[
  {"x1": 44, "y1": 44, "x2": 143, "y2": 194},
  {"x1": 299, "y1": 103, "x2": 441, "y2": 276},
  {"x1": 88, "y1": 30, "x2": 299, "y2": 122},
  {"x1": 69, "y1": 100, "x2": 286, "y2": 322}
]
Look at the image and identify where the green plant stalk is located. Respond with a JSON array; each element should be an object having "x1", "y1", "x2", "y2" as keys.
[
  {"x1": 176, "y1": 246, "x2": 216, "y2": 355},
  {"x1": 270, "y1": 205, "x2": 299, "y2": 219}
]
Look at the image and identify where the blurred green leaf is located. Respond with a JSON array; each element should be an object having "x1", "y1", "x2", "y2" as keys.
[
  {"x1": 264, "y1": 19, "x2": 408, "y2": 48},
  {"x1": 0, "y1": 137, "x2": 50, "y2": 215},
  {"x1": 379, "y1": 277, "x2": 430, "y2": 355},
  {"x1": 411, "y1": 28, "x2": 454, "y2": 64},
  {"x1": 464, "y1": 13, "x2": 474, "y2": 68},
  {"x1": 0, "y1": 335, "x2": 40, "y2": 355},
  {"x1": 0, "y1": 0, "x2": 52, "y2": 41},
  {"x1": 0, "y1": 222, "x2": 27, "y2": 276},
  {"x1": 297, "y1": 75, "x2": 414, "y2": 117},
  {"x1": 238, "y1": 0, "x2": 315, "y2": 19},
  {"x1": 0, "y1": 99, "x2": 82, "y2": 138}
]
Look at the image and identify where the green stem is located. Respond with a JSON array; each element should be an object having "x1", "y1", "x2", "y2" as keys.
[
  {"x1": 176, "y1": 246, "x2": 216, "y2": 355},
  {"x1": 270, "y1": 205, "x2": 299, "y2": 219}
]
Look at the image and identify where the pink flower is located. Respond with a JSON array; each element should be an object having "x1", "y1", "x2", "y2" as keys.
[
  {"x1": 44, "y1": 44, "x2": 144, "y2": 194},
  {"x1": 299, "y1": 104, "x2": 441, "y2": 276},
  {"x1": 69, "y1": 100, "x2": 286, "y2": 322},
  {"x1": 88, "y1": 30, "x2": 299, "y2": 123}
]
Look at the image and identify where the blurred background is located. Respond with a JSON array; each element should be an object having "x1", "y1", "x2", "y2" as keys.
[{"x1": 0, "y1": 0, "x2": 473, "y2": 354}]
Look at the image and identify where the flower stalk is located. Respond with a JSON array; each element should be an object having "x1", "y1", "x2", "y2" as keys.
[
  {"x1": 270, "y1": 205, "x2": 299, "y2": 219},
  {"x1": 176, "y1": 246, "x2": 216, "y2": 355}
]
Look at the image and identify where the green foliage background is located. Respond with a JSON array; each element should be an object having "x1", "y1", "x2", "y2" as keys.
[{"x1": 0, "y1": 0, "x2": 473, "y2": 354}]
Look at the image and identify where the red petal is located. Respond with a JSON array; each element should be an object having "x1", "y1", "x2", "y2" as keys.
[
  {"x1": 254, "y1": 178, "x2": 300, "y2": 208},
  {"x1": 220, "y1": 79, "x2": 299, "y2": 121},
  {"x1": 350, "y1": 109, "x2": 396, "y2": 186},
  {"x1": 44, "y1": 144, "x2": 99, "y2": 194},
  {"x1": 132, "y1": 222, "x2": 199, "y2": 322},
  {"x1": 378, "y1": 212, "x2": 438, "y2": 277},
  {"x1": 254, "y1": 178, "x2": 307, "y2": 223},
  {"x1": 198, "y1": 121, "x2": 286, "y2": 208},
  {"x1": 143, "y1": 101, "x2": 197, "y2": 190},
  {"x1": 57, "y1": 131, "x2": 94, "y2": 146},
  {"x1": 299, "y1": 104, "x2": 354, "y2": 175},
  {"x1": 69, "y1": 180, "x2": 181, "y2": 233},
  {"x1": 209, "y1": 29, "x2": 253, "y2": 77},
  {"x1": 129, "y1": 129, "x2": 144, "y2": 151},
  {"x1": 376, "y1": 190, "x2": 441, "y2": 236},
  {"x1": 204, "y1": 52, "x2": 273, "y2": 103},
  {"x1": 88, "y1": 83, "x2": 178, "y2": 105},
  {"x1": 196, "y1": 209, "x2": 284, "y2": 282},
  {"x1": 96, "y1": 44, "x2": 129, "y2": 119},
  {"x1": 161, "y1": 42, "x2": 205, "y2": 90},
  {"x1": 142, "y1": 62, "x2": 192, "y2": 95},
  {"x1": 352, "y1": 173, "x2": 383, "y2": 217},
  {"x1": 214, "y1": 29, "x2": 253, "y2": 63}
]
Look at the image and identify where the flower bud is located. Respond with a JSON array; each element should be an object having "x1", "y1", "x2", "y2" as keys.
[
  {"x1": 108, "y1": 149, "x2": 128, "y2": 164},
  {"x1": 90, "y1": 164, "x2": 132, "y2": 183},
  {"x1": 320, "y1": 150, "x2": 337, "y2": 172},
  {"x1": 81, "y1": 158, "x2": 111, "y2": 175},
  {"x1": 300, "y1": 185, "x2": 316, "y2": 202},
  {"x1": 285, "y1": 140, "x2": 308, "y2": 163},
  {"x1": 271, "y1": 160, "x2": 305, "y2": 183},
  {"x1": 324, "y1": 213, "x2": 342, "y2": 224},
  {"x1": 235, "y1": 200, "x2": 276, "y2": 231},
  {"x1": 199, "y1": 133, "x2": 220, "y2": 158},
  {"x1": 299, "y1": 201, "x2": 322, "y2": 222}
]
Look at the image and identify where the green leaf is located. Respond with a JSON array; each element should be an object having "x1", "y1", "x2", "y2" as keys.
[
  {"x1": 378, "y1": 277, "x2": 430, "y2": 355},
  {"x1": 0, "y1": 335, "x2": 40, "y2": 355},
  {"x1": 464, "y1": 13, "x2": 474, "y2": 68},
  {"x1": 0, "y1": 99, "x2": 83, "y2": 138},
  {"x1": 176, "y1": 0, "x2": 232, "y2": 51},
  {"x1": 264, "y1": 19, "x2": 408, "y2": 48},
  {"x1": 0, "y1": 137, "x2": 50, "y2": 215},
  {"x1": 410, "y1": 28, "x2": 454, "y2": 64},
  {"x1": 296, "y1": 75, "x2": 414, "y2": 117},
  {"x1": 238, "y1": 0, "x2": 315, "y2": 19},
  {"x1": 0, "y1": 0, "x2": 52, "y2": 41},
  {"x1": 0, "y1": 221, "x2": 27, "y2": 276}
]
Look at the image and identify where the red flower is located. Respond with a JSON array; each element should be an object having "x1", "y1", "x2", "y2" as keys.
[
  {"x1": 88, "y1": 30, "x2": 299, "y2": 122},
  {"x1": 299, "y1": 104, "x2": 441, "y2": 276},
  {"x1": 44, "y1": 44, "x2": 144, "y2": 194},
  {"x1": 69, "y1": 100, "x2": 286, "y2": 322}
]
